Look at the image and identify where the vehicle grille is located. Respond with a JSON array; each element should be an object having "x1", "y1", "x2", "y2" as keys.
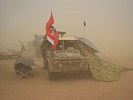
[{"x1": 58, "y1": 59, "x2": 81, "y2": 64}]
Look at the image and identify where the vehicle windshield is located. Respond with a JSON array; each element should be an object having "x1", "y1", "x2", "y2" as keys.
[{"x1": 56, "y1": 40, "x2": 78, "y2": 50}]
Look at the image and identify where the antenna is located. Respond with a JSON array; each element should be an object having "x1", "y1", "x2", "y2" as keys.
[{"x1": 82, "y1": 15, "x2": 86, "y2": 52}]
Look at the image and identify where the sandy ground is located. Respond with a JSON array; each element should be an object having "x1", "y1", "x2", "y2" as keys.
[{"x1": 0, "y1": 57, "x2": 133, "y2": 100}]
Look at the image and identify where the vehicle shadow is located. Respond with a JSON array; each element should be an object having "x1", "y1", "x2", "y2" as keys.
[{"x1": 49, "y1": 71, "x2": 95, "y2": 81}]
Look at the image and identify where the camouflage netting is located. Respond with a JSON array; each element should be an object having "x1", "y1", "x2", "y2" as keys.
[{"x1": 84, "y1": 49, "x2": 126, "y2": 82}]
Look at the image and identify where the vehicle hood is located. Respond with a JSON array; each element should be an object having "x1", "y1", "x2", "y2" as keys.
[{"x1": 52, "y1": 51, "x2": 82, "y2": 59}]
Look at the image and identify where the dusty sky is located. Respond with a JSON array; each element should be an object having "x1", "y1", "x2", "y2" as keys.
[{"x1": 0, "y1": 0, "x2": 133, "y2": 65}]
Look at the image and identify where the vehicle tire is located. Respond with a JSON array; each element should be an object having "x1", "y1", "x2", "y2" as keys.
[
  {"x1": 87, "y1": 64, "x2": 92, "y2": 76},
  {"x1": 48, "y1": 71, "x2": 54, "y2": 80}
]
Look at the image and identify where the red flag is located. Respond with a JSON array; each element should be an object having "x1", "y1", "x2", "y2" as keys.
[{"x1": 46, "y1": 12, "x2": 59, "y2": 48}]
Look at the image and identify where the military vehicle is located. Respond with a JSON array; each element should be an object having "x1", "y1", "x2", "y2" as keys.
[{"x1": 41, "y1": 36, "x2": 90, "y2": 80}]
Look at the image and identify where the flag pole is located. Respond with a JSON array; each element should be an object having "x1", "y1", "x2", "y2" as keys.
[{"x1": 82, "y1": 16, "x2": 86, "y2": 52}]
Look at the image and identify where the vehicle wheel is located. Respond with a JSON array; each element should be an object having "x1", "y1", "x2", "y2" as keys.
[
  {"x1": 87, "y1": 64, "x2": 92, "y2": 76},
  {"x1": 48, "y1": 71, "x2": 54, "y2": 80}
]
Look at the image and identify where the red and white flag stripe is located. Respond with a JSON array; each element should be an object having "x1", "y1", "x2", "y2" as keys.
[{"x1": 45, "y1": 12, "x2": 59, "y2": 48}]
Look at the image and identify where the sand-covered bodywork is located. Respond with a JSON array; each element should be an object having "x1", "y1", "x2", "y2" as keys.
[{"x1": 41, "y1": 36, "x2": 89, "y2": 80}]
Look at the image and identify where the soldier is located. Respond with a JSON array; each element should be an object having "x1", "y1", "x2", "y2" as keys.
[{"x1": 41, "y1": 35, "x2": 48, "y2": 69}]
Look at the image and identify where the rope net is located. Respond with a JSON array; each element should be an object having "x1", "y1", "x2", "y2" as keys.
[{"x1": 84, "y1": 49, "x2": 125, "y2": 82}]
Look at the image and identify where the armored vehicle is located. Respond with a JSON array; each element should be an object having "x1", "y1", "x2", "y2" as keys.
[{"x1": 41, "y1": 36, "x2": 89, "y2": 80}]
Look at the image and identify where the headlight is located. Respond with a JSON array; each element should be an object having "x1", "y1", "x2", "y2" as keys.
[
  {"x1": 79, "y1": 59, "x2": 87, "y2": 68},
  {"x1": 59, "y1": 64, "x2": 63, "y2": 69},
  {"x1": 82, "y1": 59, "x2": 87, "y2": 64},
  {"x1": 53, "y1": 59, "x2": 58, "y2": 67}
]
